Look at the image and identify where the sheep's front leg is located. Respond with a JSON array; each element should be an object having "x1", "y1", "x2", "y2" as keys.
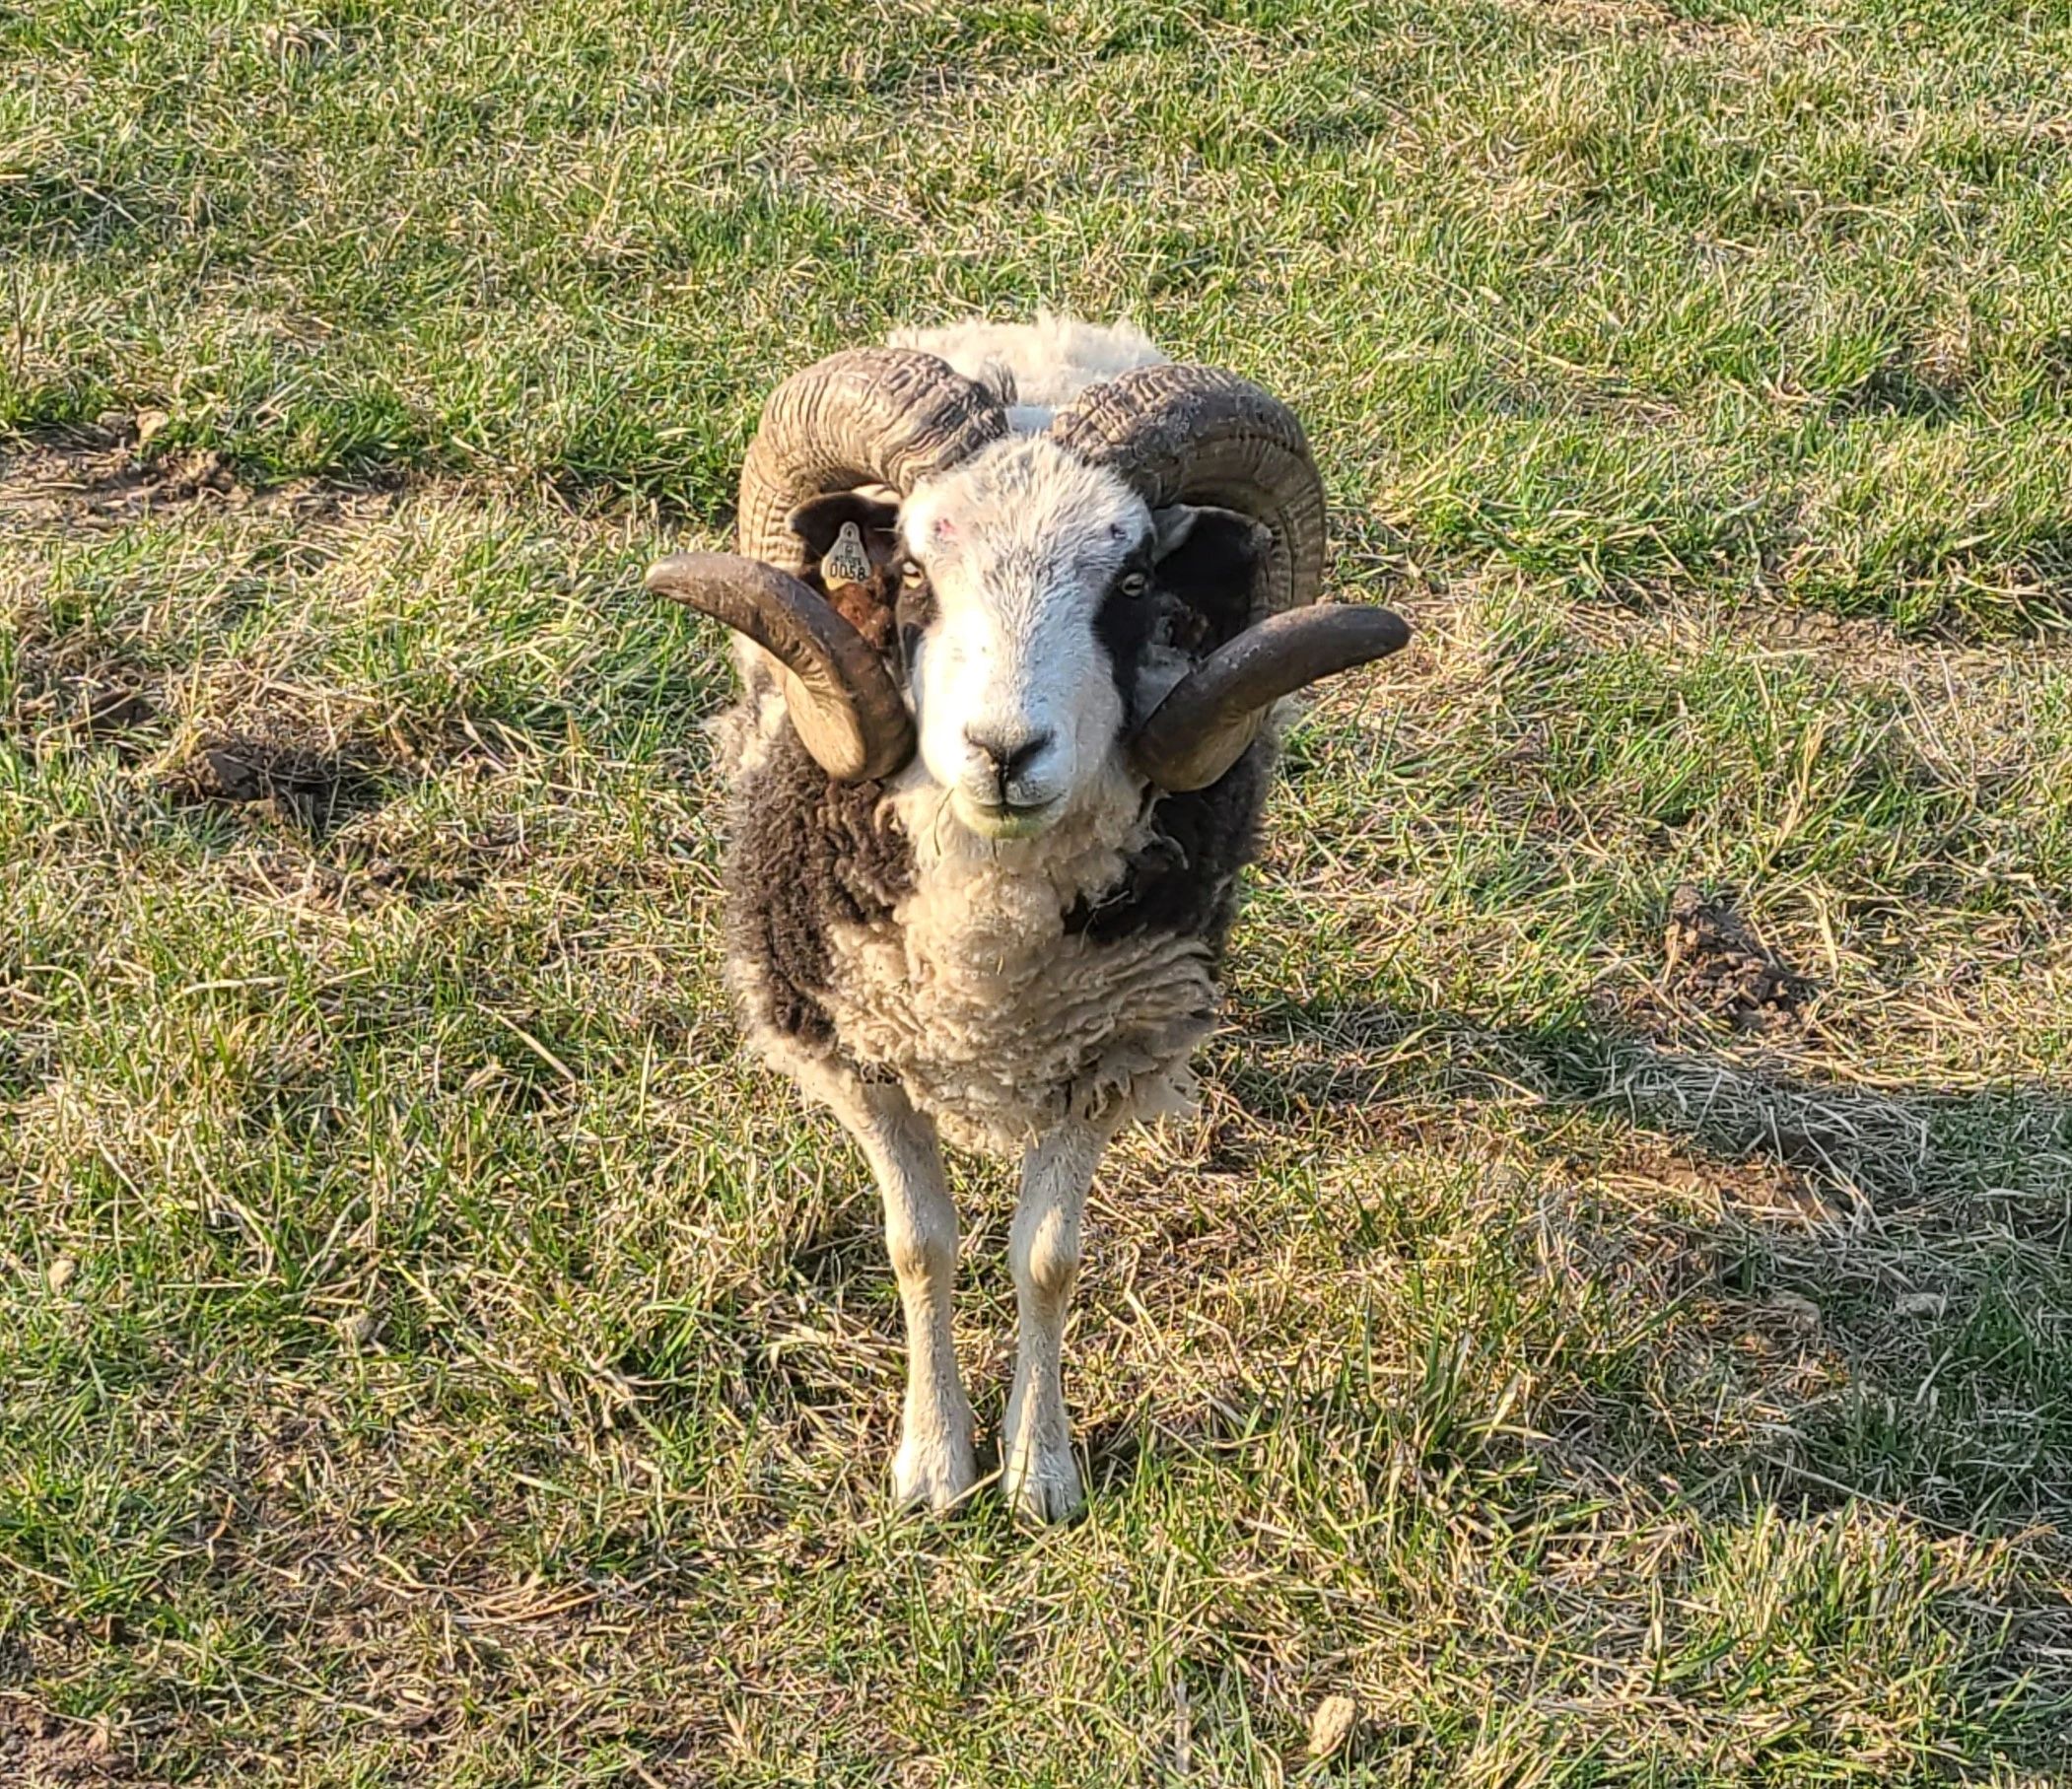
[
  {"x1": 830, "y1": 1083, "x2": 976, "y2": 1511},
  {"x1": 1002, "y1": 1117, "x2": 1115, "y2": 1523}
]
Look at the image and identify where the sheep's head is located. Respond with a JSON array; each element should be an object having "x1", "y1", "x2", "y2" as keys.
[
  {"x1": 896, "y1": 437, "x2": 1280, "y2": 837},
  {"x1": 648, "y1": 346, "x2": 1408, "y2": 837}
]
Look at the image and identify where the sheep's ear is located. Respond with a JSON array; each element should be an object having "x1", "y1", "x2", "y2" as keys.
[
  {"x1": 787, "y1": 493, "x2": 904, "y2": 564},
  {"x1": 1151, "y1": 505, "x2": 1269, "y2": 647}
]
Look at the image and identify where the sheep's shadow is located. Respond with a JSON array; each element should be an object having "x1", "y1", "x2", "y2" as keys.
[{"x1": 1213, "y1": 998, "x2": 2072, "y2": 1216}]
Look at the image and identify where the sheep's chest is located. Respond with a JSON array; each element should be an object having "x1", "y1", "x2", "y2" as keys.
[{"x1": 819, "y1": 875, "x2": 1220, "y2": 1153}]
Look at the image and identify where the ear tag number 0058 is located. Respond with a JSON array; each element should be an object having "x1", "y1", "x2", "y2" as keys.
[{"x1": 821, "y1": 520, "x2": 872, "y2": 588}]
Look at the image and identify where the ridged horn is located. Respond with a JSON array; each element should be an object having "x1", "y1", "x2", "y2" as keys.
[
  {"x1": 1129, "y1": 604, "x2": 1412, "y2": 792},
  {"x1": 1053, "y1": 360, "x2": 1411, "y2": 790},
  {"x1": 664, "y1": 347, "x2": 1006, "y2": 782},
  {"x1": 738, "y1": 347, "x2": 1008, "y2": 574},
  {"x1": 1048, "y1": 362, "x2": 1326, "y2": 621},
  {"x1": 647, "y1": 552, "x2": 916, "y2": 782}
]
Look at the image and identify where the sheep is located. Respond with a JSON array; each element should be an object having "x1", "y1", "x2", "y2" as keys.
[{"x1": 648, "y1": 316, "x2": 1409, "y2": 1521}]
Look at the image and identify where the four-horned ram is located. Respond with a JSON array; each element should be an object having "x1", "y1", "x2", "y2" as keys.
[{"x1": 648, "y1": 316, "x2": 1409, "y2": 1522}]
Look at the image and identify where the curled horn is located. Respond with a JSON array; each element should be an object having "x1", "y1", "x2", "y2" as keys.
[
  {"x1": 1049, "y1": 363, "x2": 1410, "y2": 791},
  {"x1": 1050, "y1": 362, "x2": 1327, "y2": 621},
  {"x1": 736, "y1": 347, "x2": 1007, "y2": 572},
  {"x1": 652, "y1": 348, "x2": 1008, "y2": 781}
]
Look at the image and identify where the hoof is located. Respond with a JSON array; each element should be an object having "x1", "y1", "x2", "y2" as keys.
[
  {"x1": 1001, "y1": 1441, "x2": 1084, "y2": 1524},
  {"x1": 890, "y1": 1426, "x2": 979, "y2": 1514}
]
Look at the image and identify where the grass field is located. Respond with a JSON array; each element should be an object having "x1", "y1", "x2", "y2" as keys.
[{"x1": 5, "y1": 0, "x2": 2072, "y2": 1781}]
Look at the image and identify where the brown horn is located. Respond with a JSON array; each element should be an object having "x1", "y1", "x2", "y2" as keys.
[
  {"x1": 658, "y1": 349, "x2": 1003, "y2": 782},
  {"x1": 738, "y1": 347, "x2": 1008, "y2": 574},
  {"x1": 1130, "y1": 604, "x2": 1411, "y2": 793},
  {"x1": 647, "y1": 552, "x2": 916, "y2": 783},
  {"x1": 1053, "y1": 361, "x2": 1413, "y2": 790},
  {"x1": 1048, "y1": 362, "x2": 1326, "y2": 620},
  {"x1": 712, "y1": 347, "x2": 1005, "y2": 780}
]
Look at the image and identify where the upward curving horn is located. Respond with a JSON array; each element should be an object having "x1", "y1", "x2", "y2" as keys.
[
  {"x1": 1051, "y1": 361, "x2": 1408, "y2": 791},
  {"x1": 657, "y1": 348, "x2": 1008, "y2": 783},
  {"x1": 1130, "y1": 604, "x2": 1411, "y2": 792}
]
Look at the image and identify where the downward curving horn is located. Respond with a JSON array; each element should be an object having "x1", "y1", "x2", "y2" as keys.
[
  {"x1": 655, "y1": 348, "x2": 1007, "y2": 782},
  {"x1": 1129, "y1": 604, "x2": 1411, "y2": 792},
  {"x1": 647, "y1": 552, "x2": 915, "y2": 782}
]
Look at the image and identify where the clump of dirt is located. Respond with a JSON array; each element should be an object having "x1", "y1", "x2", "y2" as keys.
[
  {"x1": 1615, "y1": 1136, "x2": 1840, "y2": 1227},
  {"x1": 1662, "y1": 883, "x2": 1809, "y2": 1032},
  {"x1": 165, "y1": 732, "x2": 389, "y2": 840}
]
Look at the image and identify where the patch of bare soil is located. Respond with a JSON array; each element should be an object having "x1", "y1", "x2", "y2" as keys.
[
  {"x1": 1661, "y1": 883, "x2": 1809, "y2": 1033},
  {"x1": 0, "y1": 1698, "x2": 166, "y2": 1788},
  {"x1": 0, "y1": 419, "x2": 377, "y2": 529},
  {"x1": 0, "y1": 656, "x2": 162, "y2": 760},
  {"x1": 164, "y1": 731, "x2": 389, "y2": 840},
  {"x1": 2, "y1": 435, "x2": 232, "y2": 528}
]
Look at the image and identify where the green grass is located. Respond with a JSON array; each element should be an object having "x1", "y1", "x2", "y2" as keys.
[{"x1": 4, "y1": 0, "x2": 2071, "y2": 1782}]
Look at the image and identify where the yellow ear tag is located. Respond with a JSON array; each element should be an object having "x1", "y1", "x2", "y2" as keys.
[{"x1": 820, "y1": 520, "x2": 872, "y2": 587}]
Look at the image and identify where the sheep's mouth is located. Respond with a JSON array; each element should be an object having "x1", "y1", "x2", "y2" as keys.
[{"x1": 954, "y1": 791, "x2": 1062, "y2": 841}]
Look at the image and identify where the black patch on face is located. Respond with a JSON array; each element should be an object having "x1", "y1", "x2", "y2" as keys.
[
  {"x1": 1092, "y1": 550, "x2": 1159, "y2": 724},
  {"x1": 1072, "y1": 509, "x2": 1274, "y2": 951},
  {"x1": 1096, "y1": 510, "x2": 1268, "y2": 726},
  {"x1": 725, "y1": 723, "x2": 914, "y2": 1048}
]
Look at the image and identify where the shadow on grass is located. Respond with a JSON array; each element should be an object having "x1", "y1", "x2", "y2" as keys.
[
  {"x1": 1207, "y1": 998, "x2": 2072, "y2": 1534},
  {"x1": 755, "y1": 991, "x2": 2071, "y2": 1537},
  {"x1": 1238, "y1": 1000, "x2": 2072, "y2": 1208}
]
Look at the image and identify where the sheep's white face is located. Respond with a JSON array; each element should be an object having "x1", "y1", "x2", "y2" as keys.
[{"x1": 899, "y1": 439, "x2": 1154, "y2": 841}]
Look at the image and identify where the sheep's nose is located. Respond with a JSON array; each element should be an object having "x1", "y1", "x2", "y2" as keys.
[{"x1": 964, "y1": 724, "x2": 1055, "y2": 791}]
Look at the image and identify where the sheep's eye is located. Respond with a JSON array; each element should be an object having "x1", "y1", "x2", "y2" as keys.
[
  {"x1": 1118, "y1": 571, "x2": 1149, "y2": 598},
  {"x1": 901, "y1": 560, "x2": 926, "y2": 586}
]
